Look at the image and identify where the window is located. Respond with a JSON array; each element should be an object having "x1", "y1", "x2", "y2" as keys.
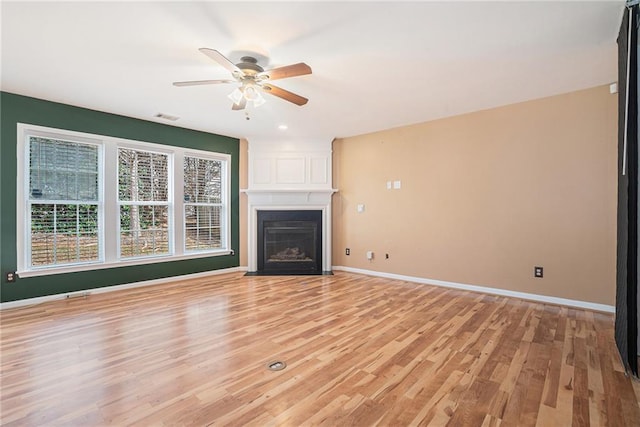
[
  {"x1": 17, "y1": 124, "x2": 231, "y2": 277},
  {"x1": 118, "y1": 148, "x2": 170, "y2": 258},
  {"x1": 28, "y1": 137, "x2": 100, "y2": 267},
  {"x1": 183, "y1": 156, "x2": 224, "y2": 252}
]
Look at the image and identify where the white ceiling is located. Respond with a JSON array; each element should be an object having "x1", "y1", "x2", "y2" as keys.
[{"x1": 1, "y1": 1, "x2": 625, "y2": 142}]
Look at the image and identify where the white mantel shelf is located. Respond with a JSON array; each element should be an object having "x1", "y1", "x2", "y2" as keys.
[
  {"x1": 241, "y1": 188, "x2": 338, "y2": 205},
  {"x1": 241, "y1": 189, "x2": 339, "y2": 193}
]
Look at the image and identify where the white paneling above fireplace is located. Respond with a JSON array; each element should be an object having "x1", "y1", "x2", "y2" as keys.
[
  {"x1": 275, "y1": 157, "x2": 306, "y2": 184},
  {"x1": 248, "y1": 139, "x2": 333, "y2": 190},
  {"x1": 310, "y1": 157, "x2": 329, "y2": 185}
]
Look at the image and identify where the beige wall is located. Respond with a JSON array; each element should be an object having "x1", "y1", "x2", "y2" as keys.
[
  {"x1": 332, "y1": 85, "x2": 617, "y2": 305},
  {"x1": 239, "y1": 138, "x2": 248, "y2": 267}
]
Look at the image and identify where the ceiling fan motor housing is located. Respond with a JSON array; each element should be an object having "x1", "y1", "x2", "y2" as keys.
[{"x1": 237, "y1": 56, "x2": 264, "y2": 74}]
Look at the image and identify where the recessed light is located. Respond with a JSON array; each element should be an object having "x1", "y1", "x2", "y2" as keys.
[{"x1": 278, "y1": 124, "x2": 288, "y2": 130}]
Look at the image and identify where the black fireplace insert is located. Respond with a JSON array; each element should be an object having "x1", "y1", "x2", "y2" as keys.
[{"x1": 257, "y1": 210, "x2": 323, "y2": 275}]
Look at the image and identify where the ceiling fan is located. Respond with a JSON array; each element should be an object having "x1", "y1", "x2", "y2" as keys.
[{"x1": 173, "y1": 48, "x2": 312, "y2": 110}]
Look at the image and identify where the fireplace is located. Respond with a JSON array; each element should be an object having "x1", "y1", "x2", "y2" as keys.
[
  {"x1": 243, "y1": 188, "x2": 336, "y2": 275},
  {"x1": 257, "y1": 210, "x2": 322, "y2": 275}
]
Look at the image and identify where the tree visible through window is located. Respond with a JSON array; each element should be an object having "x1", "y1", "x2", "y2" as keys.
[
  {"x1": 28, "y1": 137, "x2": 100, "y2": 267},
  {"x1": 118, "y1": 148, "x2": 169, "y2": 258}
]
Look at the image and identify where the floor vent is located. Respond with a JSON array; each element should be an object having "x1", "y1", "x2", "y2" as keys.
[
  {"x1": 267, "y1": 361, "x2": 286, "y2": 371},
  {"x1": 65, "y1": 292, "x2": 90, "y2": 299}
]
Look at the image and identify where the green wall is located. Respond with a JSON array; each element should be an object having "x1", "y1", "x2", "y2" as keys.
[{"x1": 0, "y1": 92, "x2": 240, "y2": 302}]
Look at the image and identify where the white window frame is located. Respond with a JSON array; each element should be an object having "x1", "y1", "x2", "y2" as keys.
[
  {"x1": 16, "y1": 123, "x2": 232, "y2": 278},
  {"x1": 116, "y1": 145, "x2": 174, "y2": 260},
  {"x1": 183, "y1": 153, "x2": 228, "y2": 254}
]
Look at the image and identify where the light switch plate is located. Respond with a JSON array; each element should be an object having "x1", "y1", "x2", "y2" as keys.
[{"x1": 393, "y1": 180, "x2": 401, "y2": 189}]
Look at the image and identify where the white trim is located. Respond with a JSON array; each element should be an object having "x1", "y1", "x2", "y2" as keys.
[
  {"x1": 1, "y1": 267, "x2": 246, "y2": 310},
  {"x1": 332, "y1": 266, "x2": 615, "y2": 313},
  {"x1": 17, "y1": 126, "x2": 106, "y2": 271},
  {"x1": 16, "y1": 249, "x2": 233, "y2": 278}
]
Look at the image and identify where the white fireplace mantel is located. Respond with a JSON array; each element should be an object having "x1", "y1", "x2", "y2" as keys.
[
  {"x1": 243, "y1": 188, "x2": 338, "y2": 273},
  {"x1": 241, "y1": 188, "x2": 337, "y2": 205}
]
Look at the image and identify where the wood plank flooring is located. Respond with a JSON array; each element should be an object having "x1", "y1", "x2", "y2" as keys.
[{"x1": 1, "y1": 272, "x2": 639, "y2": 426}]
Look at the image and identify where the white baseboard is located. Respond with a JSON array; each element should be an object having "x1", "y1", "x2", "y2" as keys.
[
  {"x1": 3, "y1": 265, "x2": 615, "y2": 314},
  {"x1": 332, "y1": 266, "x2": 615, "y2": 313},
  {"x1": 0, "y1": 267, "x2": 246, "y2": 310}
]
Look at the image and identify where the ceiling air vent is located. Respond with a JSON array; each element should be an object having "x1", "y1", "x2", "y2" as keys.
[{"x1": 154, "y1": 113, "x2": 180, "y2": 121}]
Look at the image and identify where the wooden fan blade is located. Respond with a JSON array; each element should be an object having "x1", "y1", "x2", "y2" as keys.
[
  {"x1": 262, "y1": 84, "x2": 308, "y2": 106},
  {"x1": 258, "y1": 63, "x2": 312, "y2": 81},
  {"x1": 199, "y1": 48, "x2": 243, "y2": 76},
  {"x1": 232, "y1": 97, "x2": 247, "y2": 111},
  {"x1": 173, "y1": 79, "x2": 235, "y2": 87}
]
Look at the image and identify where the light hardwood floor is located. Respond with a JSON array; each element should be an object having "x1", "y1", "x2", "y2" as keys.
[{"x1": 1, "y1": 272, "x2": 639, "y2": 426}]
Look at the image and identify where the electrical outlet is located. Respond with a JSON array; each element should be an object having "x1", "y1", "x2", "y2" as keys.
[
  {"x1": 366, "y1": 251, "x2": 374, "y2": 260},
  {"x1": 6, "y1": 272, "x2": 16, "y2": 283},
  {"x1": 534, "y1": 266, "x2": 543, "y2": 278},
  {"x1": 345, "y1": 248, "x2": 350, "y2": 256}
]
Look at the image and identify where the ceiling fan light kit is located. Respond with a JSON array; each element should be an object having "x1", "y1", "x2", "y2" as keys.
[
  {"x1": 228, "y1": 87, "x2": 244, "y2": 105},
  {"x1": 173, "y1": 48, "x2": 312, "y2": 111}
]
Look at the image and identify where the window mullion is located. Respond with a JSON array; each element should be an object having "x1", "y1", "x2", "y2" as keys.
[
  {"x1": 53, "y1": 203, "x2": 58, "y2": 265},
  {"x1": 174, "y1": 151, "x2": 184, "y2": 256},
  {"x1": 104, "y1": 143, "x2": 118, "y2": 263},
  {"x1": 76, "y1": 204, "x2": 80, "y2": 262}
]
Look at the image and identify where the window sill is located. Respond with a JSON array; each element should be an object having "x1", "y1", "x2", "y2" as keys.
[{"x1": 17, "y1": 250, "x2": 234, "y2": 278}]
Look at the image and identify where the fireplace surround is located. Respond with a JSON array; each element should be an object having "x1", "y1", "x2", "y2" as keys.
[{"x1": 243, "y1": 189, "x2": 336, "y2": 275}]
